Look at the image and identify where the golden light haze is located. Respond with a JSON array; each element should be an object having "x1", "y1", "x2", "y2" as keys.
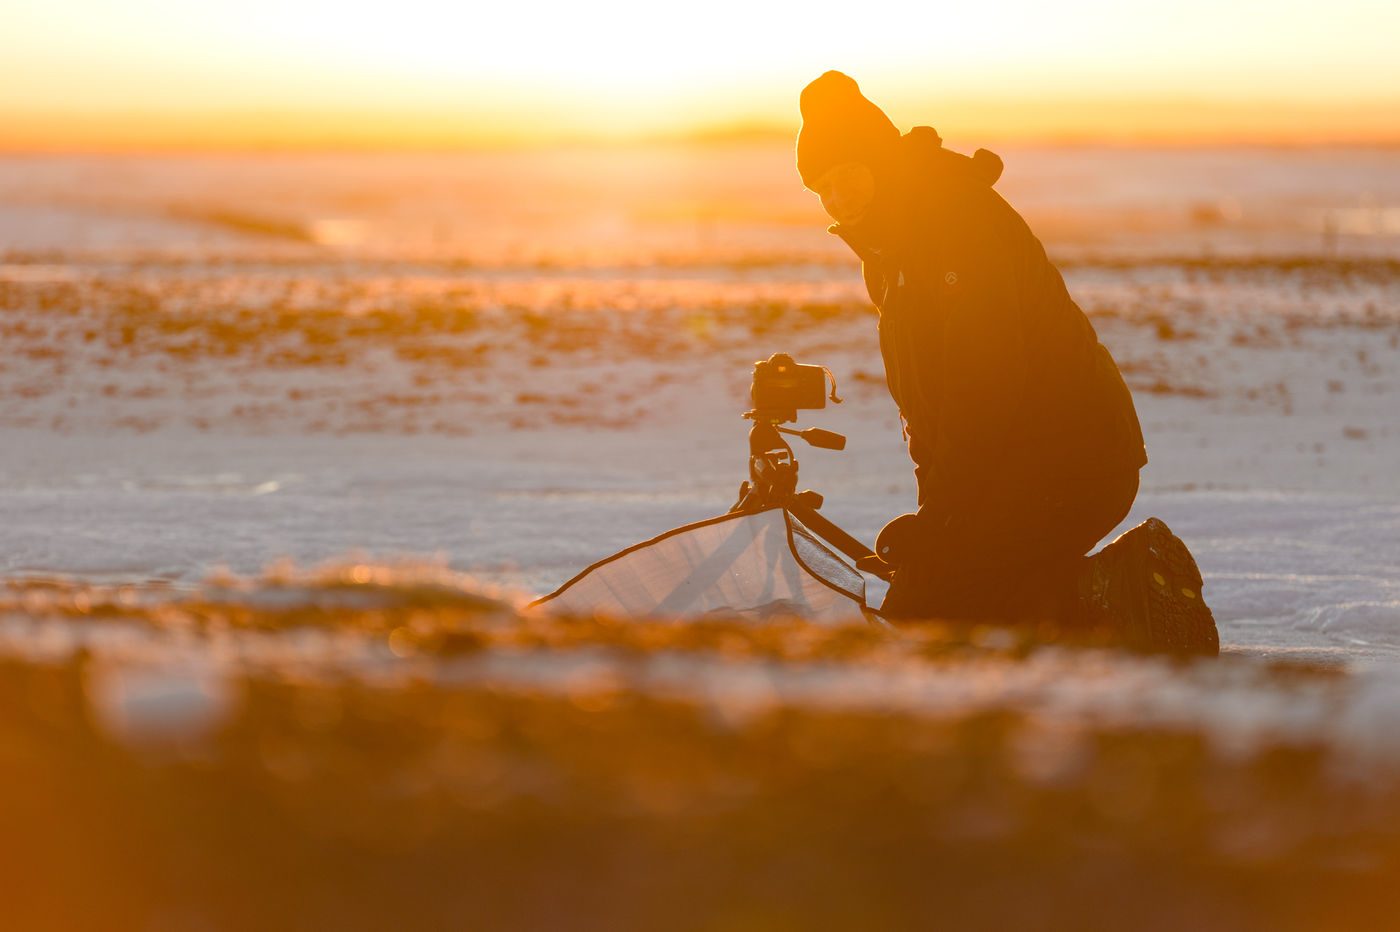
[{"x1": 4, "y1": 0, "x2": 1399, "y2": 149}]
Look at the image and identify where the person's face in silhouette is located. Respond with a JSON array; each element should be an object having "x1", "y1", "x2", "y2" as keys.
[{"x1": 811, "y1": 161, "x2": 875, "y2": 226}]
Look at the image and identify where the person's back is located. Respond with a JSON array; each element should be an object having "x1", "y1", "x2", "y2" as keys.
[
  {"x1": 796, "y1": 71, "x2": 1218, "y2": 653},
  {"x1": 852, "y1": 127, "x2": 1146, "y2": 514}
]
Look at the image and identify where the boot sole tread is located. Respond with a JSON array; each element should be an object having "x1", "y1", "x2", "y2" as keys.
[{"x1": 1140, "y1": 518, "x2": 1219, "y2": 655}]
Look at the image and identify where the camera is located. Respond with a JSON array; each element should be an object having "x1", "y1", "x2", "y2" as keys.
[{"x1": 750, "y1": 353, "x2": 828, "y2": 415}]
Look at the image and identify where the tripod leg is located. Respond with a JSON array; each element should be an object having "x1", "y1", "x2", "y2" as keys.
[
  {"x1": 787, "y1": 502, "x2": 895, "y2": 581},
  {"x1": 729, "y1": 481, "x2": 751, "y2": 514}
]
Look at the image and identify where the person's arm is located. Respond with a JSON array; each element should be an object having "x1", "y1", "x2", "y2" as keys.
[{"x1": 901, "y1": 198, "x2": 1033, "y2": 504}]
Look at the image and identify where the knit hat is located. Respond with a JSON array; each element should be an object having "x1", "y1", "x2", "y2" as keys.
[{"x1": 796, "y1": 71, "x2": 901, "y2": 190}]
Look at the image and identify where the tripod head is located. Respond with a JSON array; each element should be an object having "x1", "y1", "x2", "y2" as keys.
[
  {"x1": 734, "y1": 409, "x2": 843, "y2": 513},
  {"x1": 746, "y1": 409, "x2": 847, "y2": 452}
]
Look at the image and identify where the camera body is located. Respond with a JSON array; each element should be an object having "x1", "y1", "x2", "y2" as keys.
[{"x1": 750, "y1": 353, "x2": 827, "y2": 417}]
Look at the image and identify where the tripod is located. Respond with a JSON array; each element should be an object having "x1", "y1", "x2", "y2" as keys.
[{"x1": 729, "y1": 409, "x2": 895, "y2": 581}]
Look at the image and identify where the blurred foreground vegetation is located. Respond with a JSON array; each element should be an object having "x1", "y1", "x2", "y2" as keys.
[{"x1": 1, "y1": 576, "x2": 1398, "y2": 930}]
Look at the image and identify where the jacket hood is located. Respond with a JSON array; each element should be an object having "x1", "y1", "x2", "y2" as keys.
[{"x1": 900, "y1": 125, "x2": 1003, "y2": 187}]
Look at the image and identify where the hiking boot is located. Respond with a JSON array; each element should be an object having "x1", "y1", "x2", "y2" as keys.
[{"x1": 1077, "y1": 517, "x2": 1220, "y2": 655}]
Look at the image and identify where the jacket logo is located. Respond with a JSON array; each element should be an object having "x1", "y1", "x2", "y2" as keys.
[{"x1": 944, "y1": 271, "x2": 958, "y2": 285}]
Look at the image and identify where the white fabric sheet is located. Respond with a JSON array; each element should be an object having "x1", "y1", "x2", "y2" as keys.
[{"x1": 535, "y1": 508, "x2": 866, "y2": 625}]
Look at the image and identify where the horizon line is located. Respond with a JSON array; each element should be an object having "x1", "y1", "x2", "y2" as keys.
[
  {"x1": 4, "y1": 98, "x2": 1400, "y2": 154},
  {"x1": 5, "y1": 131, "x2": 1400, "y2": 156}
]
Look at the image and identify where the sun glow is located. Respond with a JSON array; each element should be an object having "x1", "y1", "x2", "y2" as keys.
[{"x1": 4, "y1": 0, "x2": 1399, "y2": 148}]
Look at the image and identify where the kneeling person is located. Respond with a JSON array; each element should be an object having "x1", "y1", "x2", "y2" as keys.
[{"x1": 795, "y1": 71, "x2": 1217, "y2": 654}]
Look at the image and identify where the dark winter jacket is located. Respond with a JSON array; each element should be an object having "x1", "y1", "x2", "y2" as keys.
[{"x1": 832, "y1": 127, "x2": 1147, "y2": 517}]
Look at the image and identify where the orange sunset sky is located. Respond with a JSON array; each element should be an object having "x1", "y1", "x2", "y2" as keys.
[{"x1": 4, "y1": 0, "x2": 1399, "y2": 149}]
